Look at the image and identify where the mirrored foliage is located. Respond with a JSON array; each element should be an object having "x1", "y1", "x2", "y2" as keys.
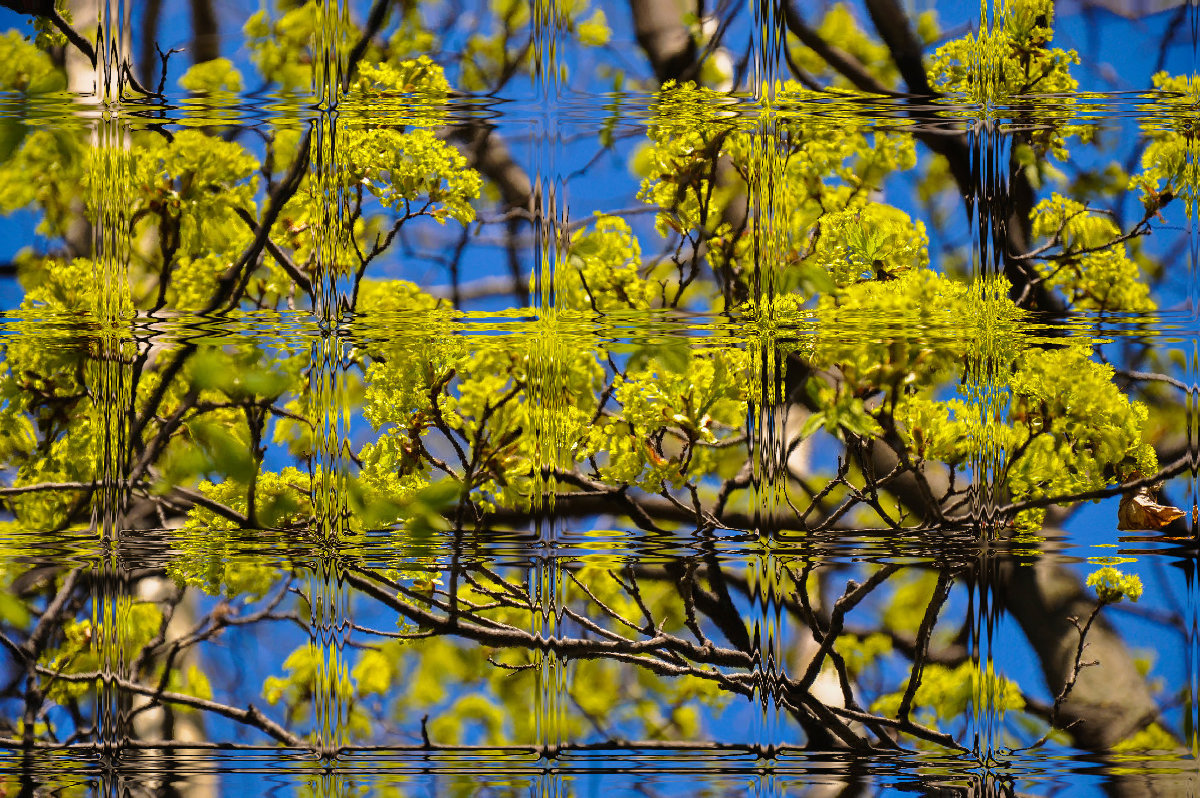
[{"x1": 0, "y1": 0, "x2": 1195, "y2": 795}]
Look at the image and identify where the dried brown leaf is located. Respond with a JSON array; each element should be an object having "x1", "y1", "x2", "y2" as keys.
[{"x1": 1117, "y1": 488, "x2": 1185, "y2": 531}]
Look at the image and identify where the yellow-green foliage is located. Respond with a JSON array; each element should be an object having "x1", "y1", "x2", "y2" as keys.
[
  {"x1": 0, "y1": 30, "x2": 64, "y2": 93},
  {"x1": 86, "y1": 130, "x2": 260, "y2": 265},
  {"x1": 166, "y1": 539, "x2": 282, "y2": 599},
  {"x1": 350, "y1": 57, "x2": 454, "y2": 127},
  {"x1": 929, "y1": 0, "x2": 1077, "y2": 98},
  {"x1": 640, "y1": 80, "x2": 917, "y2": 301},
  {"x1": 891, "y1": 343, "x2": 1157, "y2": 510},
  {"x1": 245, "y1": 1, "x2": 319, "y2": 92},
  {"x1": 178, "y1": 58, "x2": 245, "y2": 93},
  {"x1": 262, "y1": 643, "x2": 342, "y2": 721},
  {"x1": 342, "y1": 127, "x2": 480, "y2": 224},
  {"x1": 813, "y1": 270, "x2": 1013, "y2": 391},
  {"x1": 339, "y1": 59, "x2": 480, "y2": 224},
  {"x1": 0, "y1": 128, "x2": 87, "y2": 237},
  {"x1": 1029, "y1": 194, "x2": 1153, "y2": 312},
  {"x1": 812, "y1": 204, "x2": 929, "y2": 287},
  {"x1": 576, "y1": 8, "x2": 611, "y2": 47},
  {"x1": 637, "y1": 81, "x2": 746, "y2": 242},
  {"x1": 1087, "y1": 566, "x2": 1143, "y2": 604},
  {"x1": 381, "y1": 3, "x2": 436, "y2": 59},
  {"x1": 452, "y1": 329, "x2": 607, "y2": 510},
  {"x1": 1128, "y1": 73, "x2": 1199, "y2": 216},
  {"x1": 804, "y1": 268, "x2": 1156, "y2": 516},
  {"x1": 30, "y1": 1, "x2": 70, "y2": 50},
  {"x1": 871, "y1": 662, "x2": 1025, "y2": 729},
  {"x1": 589, "y1": 347, "x2": 746, "y2": 492},
  {"x1": 359, "y1": 280, "x2": 461, "y2": 423},
  {"x1": 0, "y1": 0, "x2": 1178, "y2": 753},
  {"x1": 1112, "y1": 722, "x2": 1178, "y2": 753},
  {"x1": 0, "y1": 261, "x2": 145, "y2": 528},
  {"x1": 41, "y1": 602, "x2": 163, "y2": 703},
  {"x1": 561, "y1": 215, "x2": 655, "y2": 311},
  {"x1": 839, "y1": 632, "x2": 893, "y2": 677},
  {"x1": 1004, "y1": 348, "x2": 1158, "y2": 501},
  {"x1": 460, "y1": 0, "x2": 532, "y2": 91},
  {"x1": 184, "y1": 467, "x2": 308, "y2": 529},
  {"x1": 928, "y1": 0, "x2": 1081, "y2": 157},
  {"x1": 355, "y1": 57, "x2": 452, "y2": 98},
  {"x1": 170, "y1": 465, "x2": 308, "y2": 596},
  {"x1": 881, "y1": 571, "x2": 942, "y2": 634}
]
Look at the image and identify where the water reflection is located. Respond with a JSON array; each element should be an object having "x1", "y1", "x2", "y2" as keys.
[{"x1": 0, "y1": 0, "x2": 1195, "y2": 795}]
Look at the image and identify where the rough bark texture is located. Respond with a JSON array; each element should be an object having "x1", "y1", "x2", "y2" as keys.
[
  {"x1": 457, "y1": 125, "x2": 534, "y2": 305},
  {"x1": 189, "y1": 0, "x2": 219, "y2": 65},
  {"x1": 138, "y1": 0, "x2": 162, "y2": 89},
  {"x1": 861, "y1": 0, "x2": 933, "y2": 93},
  {"x1": 628, "y1": 0, "x2": 697, "y2": 83},
  {"x1": 461, "y1": 125, "x2": 533, "y2": 212}
]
